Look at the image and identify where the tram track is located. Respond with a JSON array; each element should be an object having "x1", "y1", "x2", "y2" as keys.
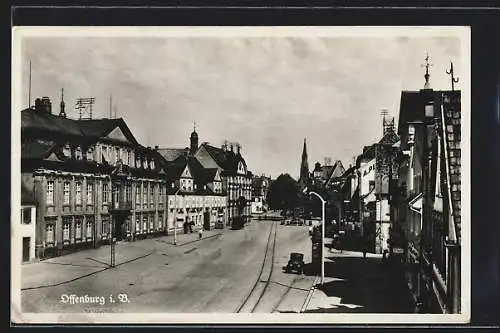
[{"x1": 235, "y1": 220, "x2": 278, "y2": 313}]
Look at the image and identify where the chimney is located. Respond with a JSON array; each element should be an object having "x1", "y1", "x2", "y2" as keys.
[
  {"x1": 154, "y1": 145, "x2": 159, "y2": 151},
  {"x1": 35, "y1": 97, "x2": 52, "y2": 114}
]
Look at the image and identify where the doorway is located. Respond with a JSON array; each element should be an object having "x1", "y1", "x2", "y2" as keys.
[
  {"x1": 203, "y1": 211, "x2": 210, "y2": 231},
  {"x1": 114, "y1": 216, "x2": 124, "y2": 241},
  {"x1": 22, "y1": 237, "x2": 30, "y2": 262}
]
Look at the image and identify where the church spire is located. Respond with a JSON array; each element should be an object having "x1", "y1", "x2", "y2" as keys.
[
  {"x1": 299, "y1": 138, "x2": 309, "y2": 187},
  {"x1": 59, "y1": 88, "x2": 66, "y2": 118}
]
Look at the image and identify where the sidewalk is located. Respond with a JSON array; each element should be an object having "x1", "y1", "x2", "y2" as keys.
[
  {"x1": 304, "y1": 247, "x2": 415, "y2": 313},
  {"x1": 21, "y1": 227, "x2": 224, "y2": 290}
]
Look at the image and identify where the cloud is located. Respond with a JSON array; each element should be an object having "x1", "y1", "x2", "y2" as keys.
[{"x1": 21, "y1": 35, "x2": 462, "y2": 178}]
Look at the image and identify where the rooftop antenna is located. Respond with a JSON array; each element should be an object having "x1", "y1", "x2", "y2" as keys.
[
  {"x1": 28, "y1": 59, "x2": 32, "y2": 108},
  {"x1": 446, "y1": 61, "x2": 460, "y2": 91},
  {"x1": 421, "y1": 52, "x2": 433, "y2": 90},
  {"x1": 113, "y1": 104, "x2": 117, "y2": 119},
  {"x1": 193, "y1": 121, "x2": 196, "y2": 132},
  {"x1": 76, "y1": 97, "x2": 95, "y2": 120},
  {"x1": 381, "y1": 108, "x2": 389, "y2": 135}
]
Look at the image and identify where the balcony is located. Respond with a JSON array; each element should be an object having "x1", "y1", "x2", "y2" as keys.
[{"x1": 109, "y1": 200, "x2": 132, "y2": 212}]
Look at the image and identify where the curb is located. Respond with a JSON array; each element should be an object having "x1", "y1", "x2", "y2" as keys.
[{"x1": 300, "y1": 275, "x2": 320, "y2": 313}]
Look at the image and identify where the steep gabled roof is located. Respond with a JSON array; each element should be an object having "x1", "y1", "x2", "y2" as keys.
[
  {"x1": 378, "y1": 129, "x2": 400, "y2": 146},
  {"x1": 157, "y1": 148, "x2": 186, "y2": 162},
  {"x1": 21, "y1": 139, "x2": 56, "y2": 159},
  {"x1": 398, "y1": 91, "x2": 424, "y2": 136},
  {"x1": 22, "y1": 108, "x2": 84, "y2": 138},
  {"x1": 21, "y1": 108, "x2": 139, "y2": 146},
  {"x1": 75, "y1": 118, "x2": 139, "y2": 145},
  {"x1": 202, "y1": 143, "x2": 243, "y2": 172}
]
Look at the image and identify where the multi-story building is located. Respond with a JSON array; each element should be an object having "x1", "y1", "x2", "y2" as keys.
[
  {"x1": 21, "y1": 96, "x2": 168, "y2": 259},
  {"x1": 159, "y1": 128, "x2": 252, "y2": 227},
  {"x1": 251, "y1": 175, "x2": 271, "y2": 214},
  {"x1": 20, "y1": 185, "x2": 37, "y2": 263},
  {"x1": 356, "y1": 122, "x2": 400, "y2": 254},
  {"x1": 194, "y1": 140, "x2": 253, "y2": 226},
  {"x1": 395, "y1": 70, "x2": 462, "y2": 313},
  {"x1": 159, "y1": 151, "x2": 227, "y2": 232}
]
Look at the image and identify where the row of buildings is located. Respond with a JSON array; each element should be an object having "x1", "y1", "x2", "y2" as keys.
[
  {"x1": 299, "y1": 63, "x2": 462, "y2": 314},
  {"x1": 20, "y1": 94, "x2": 254, "y2": 261}
]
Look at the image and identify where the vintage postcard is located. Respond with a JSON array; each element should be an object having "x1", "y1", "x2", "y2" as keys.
[{"x1": 11, "y1": 26, "x2": 470, "y2": 324}]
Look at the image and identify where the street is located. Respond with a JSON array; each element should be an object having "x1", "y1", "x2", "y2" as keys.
[
  {"x1": 21, "y1": 218, "x2": 316, "y2": 313},
  {"x1": 21, "y1": 217, "x2": 414, "y2": 314}
]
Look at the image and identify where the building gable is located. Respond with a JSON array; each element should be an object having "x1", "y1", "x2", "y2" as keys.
[
  {"x1": 214, "y1": 169, "x2": 222, "y2": 182},
  {"x1": 45, "y1": 152, "x2": 64, "y2": 162},
  {"x1": 237, "y1": 161, "x2": 246, "y2": 175},
  {"x1": 181, "y1": 164, "x2": 193, "y2": 179},
  {"x1": 106, "y1": 126, "x2": 132, "y2": 143}
]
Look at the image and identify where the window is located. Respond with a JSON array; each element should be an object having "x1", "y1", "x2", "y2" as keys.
[
  {"x1": 86, "y1": 147, "x2": 93, "y2": 161},
  {"x1": 63, "y1": 219, "x2": 71, "y2": 242},
  {"x1": 136, "y1": 215, "x2": 141, "y2": 233},
  {"x1": 149, "y1": 214, "x2": 154, "y2": 231},
  {"x1": 125, "y1": 150, "x2": 130, "y2": 165},
  {"x1": 87, "y1": 183, "x2": 93, "y2": 205},
  {"x1": 46, "y1": 224, "x2": 55, "y2": 245},
  {"x1": 369, "y1": 180, "x2": 375, "y2": 192},
  {"x1": 63, "y1": 144, "x2": 71, "y2": 158},
  {"x1": 143, "y1": 183, "x2": 148, "y2": 204},
  {"x1": 425, "y1": 104, "x2": 434, "y2": 118},
  {"x1": 63, "y1": 181, "x2": 70, "y2": 205},
  {"x1": 135, "y1": 185, "x2": 140, "y2": 205},
  {"x1": 86, "y1": 220, "x2": 94, "y2": 239},
  {"x1": 103, "y1": 183, "x2": 109, "y2": 204},
  {"x1": 75, "y1": 220, "x2": 82, "y2": 240},
  {"x1": 102, "y1": 146, "x2": 108, "y2": 162},
  {"x1": 158, "y1": 213, "x2": 163, "y2": 229},
  {"x1": 150, "y1": 185, "x2": 155, "y2": 203},
  {"x1": 46, "y1": 181, "x2": 54, "y2": 205},
  {"x1": 75, "y1": 146, "x2": 82, "y2": 160},
  {"x1": 76, "y1": 182, "x2": 82, "y2": 205},
  {"x1": 22, "y1": 207, "x2": 32, "y2": 224},
  {"x1": 142, "y1": 215, "x2": 147, "y2": 231},
  {"x1": 116, "y1": 147, "x2": 121, "y2": 164},
  {"x1": 126, "y1": 184, "x2": 132, "y2": 202},
  {"x1": 150, "y1": 159, "x2": 155, "y2": 169},
  {"x1": 102, "y1": 216, "x2": 110, "y2": 235}
]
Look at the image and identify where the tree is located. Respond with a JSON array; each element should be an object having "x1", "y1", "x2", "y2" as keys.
[{"x1": 266, "y1": 174, "x2": 300, "y2": 217}]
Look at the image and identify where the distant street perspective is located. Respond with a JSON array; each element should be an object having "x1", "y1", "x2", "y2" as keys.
[
  {"x1": 17, "y1": 30, "x2": 463, "y2": 316},
  {"x1": 21, "y1": 211, "x2": 413, "y2": 313}
]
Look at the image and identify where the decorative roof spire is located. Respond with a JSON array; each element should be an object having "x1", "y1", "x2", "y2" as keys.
[
  {"x1": 421, "y1": 52, "x2": 433, "y2": 90},
  {"x1": 446, "y1": 61, "x2": 459, "y2": 91},
  {"x1": 59, "y1": 87, "x2": 66, "y2": 118}
]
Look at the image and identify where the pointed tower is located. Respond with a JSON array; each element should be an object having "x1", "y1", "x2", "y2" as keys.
[
  {"x1": 59, "y1": 88, "x2": 66, "y2": 118},
  {"x1": 422, "y1": 52, "x2": 433, "y2": 90},
  {"x1": 190, "y1": 122, "x2": 199, "y2": 154},
  {"x1": 299, "y1": 138, "x2": 310, "y2": 189}
]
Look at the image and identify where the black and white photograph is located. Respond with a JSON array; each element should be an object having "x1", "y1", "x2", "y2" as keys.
[{"x1": 11, "y1": 26, "x2": 470, "y2": 324}]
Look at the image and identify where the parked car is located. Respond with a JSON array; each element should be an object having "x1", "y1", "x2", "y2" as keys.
[{"x1": 283, "y1": 252, "x2": 305, "y2": 274}]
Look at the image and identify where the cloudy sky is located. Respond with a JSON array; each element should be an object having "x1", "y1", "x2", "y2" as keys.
[{"x1": 20, "y1": 31, "x2": 462, "y2": 179}]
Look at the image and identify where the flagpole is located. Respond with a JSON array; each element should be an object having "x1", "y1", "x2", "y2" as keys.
[{"x1": 28, "y1": 60, "x2": 32, "y2": 108}]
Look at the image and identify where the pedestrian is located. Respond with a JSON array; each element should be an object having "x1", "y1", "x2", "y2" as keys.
[
  {"x1": 198, "y1": 228, "x2": 203, "y2": 240},
  {"x1": 362, "y1": 236, "x2": 367, "y2": 259}
]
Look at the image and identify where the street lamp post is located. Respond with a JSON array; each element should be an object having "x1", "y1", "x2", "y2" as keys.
[
  {"x1": 173, "y1": 188, "x2": 181, "y2": 246},
  {"x1": 309, "y1": 191, "x2": 326, "y2": 286}
]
